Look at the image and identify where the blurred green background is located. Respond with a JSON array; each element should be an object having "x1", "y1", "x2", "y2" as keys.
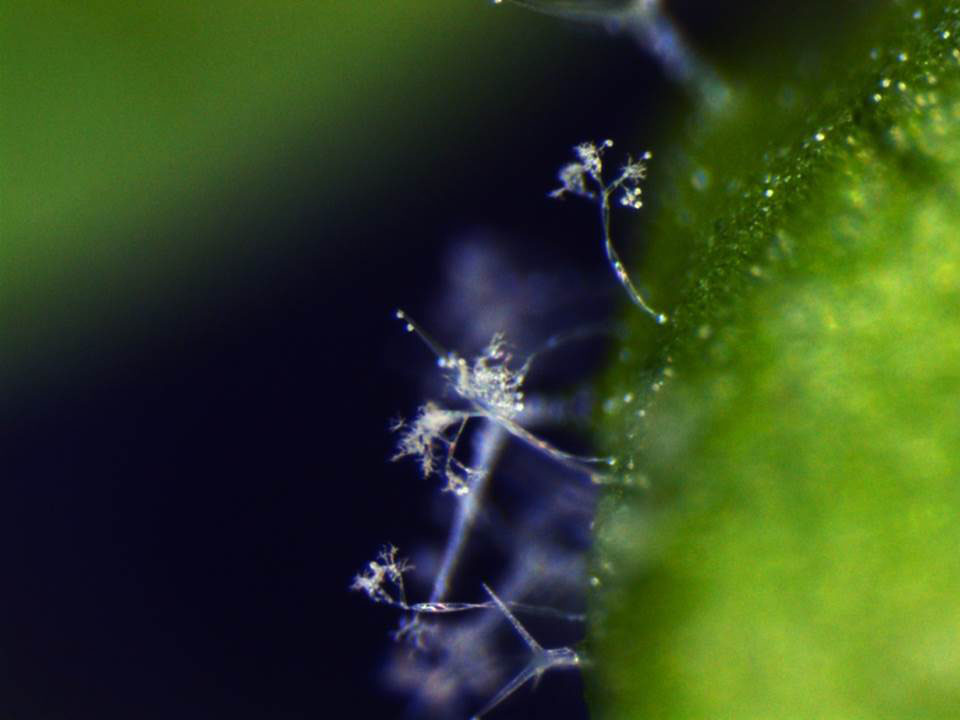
[{"x1": 2, "y1": 2, "x2": 571, "y2": 381}]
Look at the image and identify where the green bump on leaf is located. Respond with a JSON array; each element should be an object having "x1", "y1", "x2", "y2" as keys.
[{"x1": 588, "y1": 2, "x2": 960, "y2": 718}]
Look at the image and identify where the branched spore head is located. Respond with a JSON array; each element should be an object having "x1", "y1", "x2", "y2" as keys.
[
  {"x1": 550, "y1": 139, "x2": 613, "y2": 200},
  {"x1": 351, "y1": 545, "x2": 412, "y2": 607},
  {"x1": 445, "y1": 333, "x2": 528, "y2": 418},
  {"x1": 393, "y1": 402, "x2": 464, "y2": 477}
]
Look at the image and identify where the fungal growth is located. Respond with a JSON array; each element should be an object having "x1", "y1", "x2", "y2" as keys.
[
  {"x1": 393, "y1": 309, "x2": 614, "y2": 490},
  {"x1": 551, "y1": 140, "x2": 668, "y2": 324},
  {"x1": 353, "y1": 546, "x2": 584, "y2": 620},
  {"x1": 353, "y1": 137, "x2": 667, "y2": 716},
  {"x1": 470, "y1": 584, "x2": 583, "y2": 720},
  {"x1": 493, "y1": 0, "x2": 730, "y2": 108},
  {"x1": 353, "y1": 137, "x2": 669, "y2": 715},
  {"x1": 353, "y1": 294, "x2": 607, "y2": 717}
]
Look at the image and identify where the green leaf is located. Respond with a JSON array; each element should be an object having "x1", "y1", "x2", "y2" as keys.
[{"x1": 588, "y1": 2, "x2": 960, "y2": 717}]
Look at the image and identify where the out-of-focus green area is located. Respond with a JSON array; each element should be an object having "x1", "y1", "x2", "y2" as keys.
[
  {"x1": 0, "y1": 2, "x2": 554, "y2": 377},
  {"x1": 589, "y1": 2, "x2": 960, "y2": 716}
]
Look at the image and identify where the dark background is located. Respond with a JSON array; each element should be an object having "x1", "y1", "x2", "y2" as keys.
[{"x1": 4, "y1": 3, "x2": 816, "y2": 718}]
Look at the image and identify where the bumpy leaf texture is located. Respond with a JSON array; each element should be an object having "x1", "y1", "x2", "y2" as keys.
[{"x1": 588, "y1": 2, "x2": 960, "y2": 718}]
